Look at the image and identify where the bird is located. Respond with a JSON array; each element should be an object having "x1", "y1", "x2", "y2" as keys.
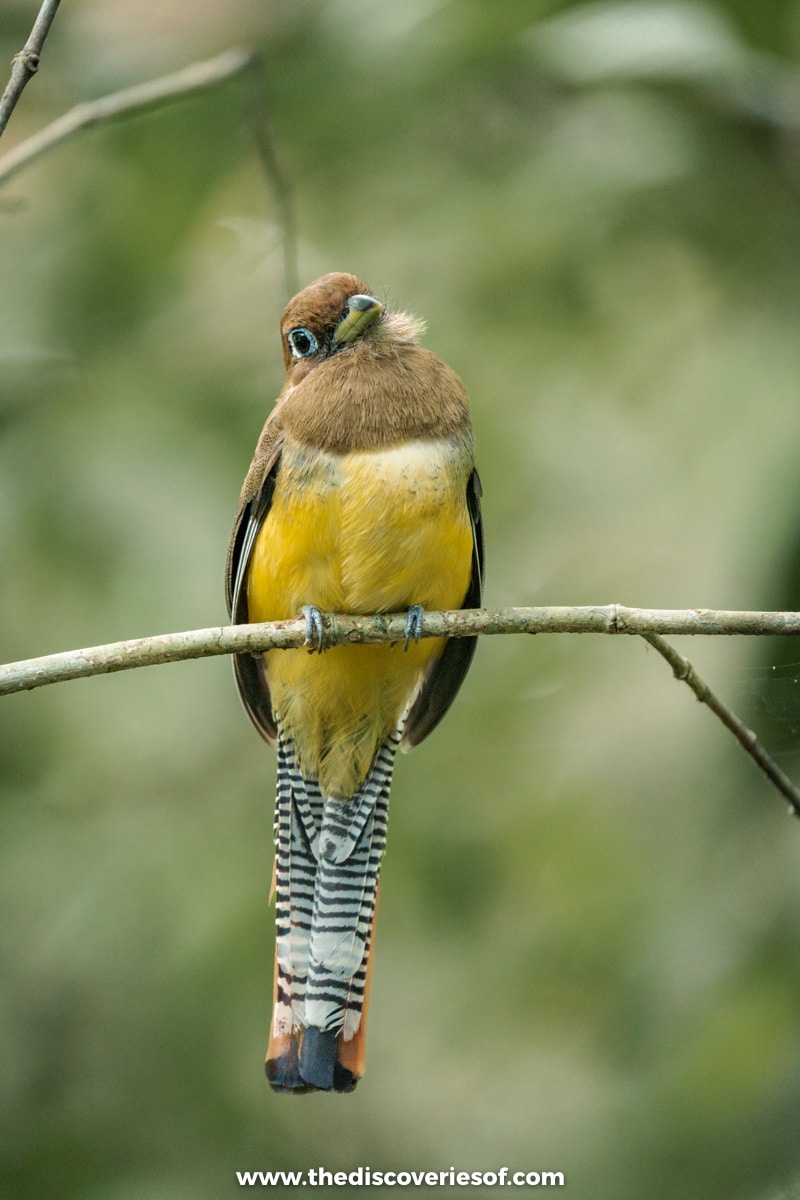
[{"x1": 226, "y1": 272, "x2": 483, "y2": 1093}]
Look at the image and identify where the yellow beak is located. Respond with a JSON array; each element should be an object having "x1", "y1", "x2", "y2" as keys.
[{"x1": 332, "y1": 294, "x2": 384, "y2": 346}]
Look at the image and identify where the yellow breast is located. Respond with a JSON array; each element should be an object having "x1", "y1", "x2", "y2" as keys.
[{"x1": 246, "y1": 437, "x2": 473, "y2": 797}]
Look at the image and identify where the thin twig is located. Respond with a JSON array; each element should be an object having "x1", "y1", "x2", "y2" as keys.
[
  {"x1": 3, "y1": 605, "x2": 800, "y2": 698},
  {"x1": 642, "y1": 632, "x2": 800, "y2": 818},
  {"x1": 239, "y1": 53, "x2": 299, "y2": 299},
  {"x1": 0, "y1": 0, "x2": 61, "y2": 139},
  {"x1": 0, "y1": 48, "x2": 256, "y2": 185},
  {"x1": 4, "y1": 605, "x2": 800, "y2": 816},
  {"x1": 0, "y1": 47, "x2": 298, "y2": 303}
]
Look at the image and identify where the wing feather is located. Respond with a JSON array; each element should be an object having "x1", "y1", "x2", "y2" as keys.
[
  {"x1": 225, "y1": 428, "x2": 284, "y2": 744},
  {"x1": 403, "y1": 467, "x2": 483, "y2": 748}
]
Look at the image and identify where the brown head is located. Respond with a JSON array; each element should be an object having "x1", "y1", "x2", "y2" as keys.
[
  {"x1": 280, "y1": 272, "x2": 381, "y2": 373},
  {"x1": 273, "y1": 272, "x2": 471, "y2": 454}
]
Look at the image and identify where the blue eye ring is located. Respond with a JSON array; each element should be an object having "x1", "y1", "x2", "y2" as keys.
[{"x1": 287, "y1": 327, "x2": 318, "y2": 359}]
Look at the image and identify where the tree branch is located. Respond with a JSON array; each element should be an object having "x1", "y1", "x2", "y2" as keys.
[
  {"x1": 238, "y1": 54, "x2": 299, "y2": 299},
  {"x1": 4, "y1": 604, "x2": 800, "y2": 817},
  {"x1": 0, "y1": 0, "x2": 61, "y2": 140},
  {"x1": 642, "y1": 633, "x2": 800, "y2": 818},
  {"x1": 0, "y1": 49, "x2": 255, "y2": 183},
  {"x1": 0, "y1": 47, "x2": 297, "y2": 300},
  {"x1": 4, "y1": 605, "x2": 800, "y2": 698}
]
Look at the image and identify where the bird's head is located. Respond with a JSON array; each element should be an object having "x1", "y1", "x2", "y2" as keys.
[
  {"x1": 270, "y1": 273, "x2": 465, "y2": 453},
  {"x1": 280, "y1": 273, "x2": 385, "y2": 376}
]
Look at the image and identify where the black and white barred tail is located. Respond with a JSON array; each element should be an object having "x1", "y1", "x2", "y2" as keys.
[{"x1": 266, "y1": 724, "x2": 400, "y2": 1093}]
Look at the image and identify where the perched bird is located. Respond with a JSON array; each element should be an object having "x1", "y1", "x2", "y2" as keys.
[{"x1": 226, "y1": 273, "x2": 483, "y2": 1093}]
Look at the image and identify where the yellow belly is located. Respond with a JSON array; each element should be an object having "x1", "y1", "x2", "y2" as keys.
[{"x1": 247, "y1": 438, "x2": 473, "y2": 797}]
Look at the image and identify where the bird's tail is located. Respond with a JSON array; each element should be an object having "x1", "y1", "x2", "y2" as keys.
[{"x1": 266, "y1": 726, "x2": 399, "y2": 1093}]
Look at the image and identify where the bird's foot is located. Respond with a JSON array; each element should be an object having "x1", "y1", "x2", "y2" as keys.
[
  {"x1": 404, "y1": 604, "x2": 424, "y2": 651},
  {"x1": 302, "y1": 605, "x2": 325, "y2": 653}
]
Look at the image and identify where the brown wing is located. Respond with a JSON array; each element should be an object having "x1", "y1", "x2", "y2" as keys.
[
  {"x1": 225, "y1": 428, "x2": 284, "y2": 745},
  {"x1": 403, "y1": 467, "x2": 484, "y2": 748}
]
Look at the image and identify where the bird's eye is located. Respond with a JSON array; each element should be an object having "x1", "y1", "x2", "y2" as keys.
[{"x1": 287, "y1": 327, "x2": 318, "y2": 359}]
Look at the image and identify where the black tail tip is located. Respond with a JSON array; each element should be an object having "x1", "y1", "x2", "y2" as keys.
[
  {"x1": 299, "y1": 1026, "x2": 336, "y2": 1090},
  {"x1": 332, "y1": 1063, "x2": 359, "y2": 1094},
  {"x1": 266, "y1": 1029, "x2": 359, "y2": 1094},
  {"x1": 266, "y1": 1042, "x2": 313, "y2": 1094},
  {"x1": 299, "y1": 1027, "x2": 359, "y2": 1093}
]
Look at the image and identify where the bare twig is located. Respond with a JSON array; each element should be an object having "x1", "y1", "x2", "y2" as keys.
[
  {"x1": 4, "y1": 604, "x2": 800, "y2": 816},
  {"x1": 3, "y1": 604, "x2": 800, "y2": 698},
  {"x1": 0, "y1": 0, "x2": 61, "y2": 139},
  {"x1": 0, "y1": 49, "x2": 255, "y2": 184},
  {"x1": 0, "y1": 47, "x2": 298, "y2": 304},
  {"x1": 239, "y1": 53, "x2": 299, "y2": 299},
  {"x1": 642, "y1": 632, "x2": 800, "y2": 818}
]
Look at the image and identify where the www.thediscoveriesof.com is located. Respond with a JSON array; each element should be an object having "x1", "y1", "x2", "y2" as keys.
[{"x1": 236, "y1": 1166, "x2": 565, "y2": 1187}]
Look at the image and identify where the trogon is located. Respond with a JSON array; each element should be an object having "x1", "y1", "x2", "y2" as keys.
[{"x1": 226, "y1": 272, "x2": 483, "y2": 1093}]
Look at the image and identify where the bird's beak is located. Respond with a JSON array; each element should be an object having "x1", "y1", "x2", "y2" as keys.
[{"x1": 332, "y1": 294, "x2": 384, "y2": 347}]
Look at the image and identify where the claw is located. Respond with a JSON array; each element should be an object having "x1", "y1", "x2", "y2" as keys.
[
  {"x1": 403, "y1": 604, "x2": 424, "y2": 651},
  {"x1": 302, "y1": 605, "x2": 325, "y2": 653}
]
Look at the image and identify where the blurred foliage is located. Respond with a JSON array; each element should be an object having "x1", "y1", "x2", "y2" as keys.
[{"x1": 2, "y1": 1, "x2": 800, "y2": 1198}]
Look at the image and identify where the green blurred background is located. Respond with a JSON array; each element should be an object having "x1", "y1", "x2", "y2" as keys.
[{"x1": 3, "y1": 1, "x2": 800, "y2": 1197}]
